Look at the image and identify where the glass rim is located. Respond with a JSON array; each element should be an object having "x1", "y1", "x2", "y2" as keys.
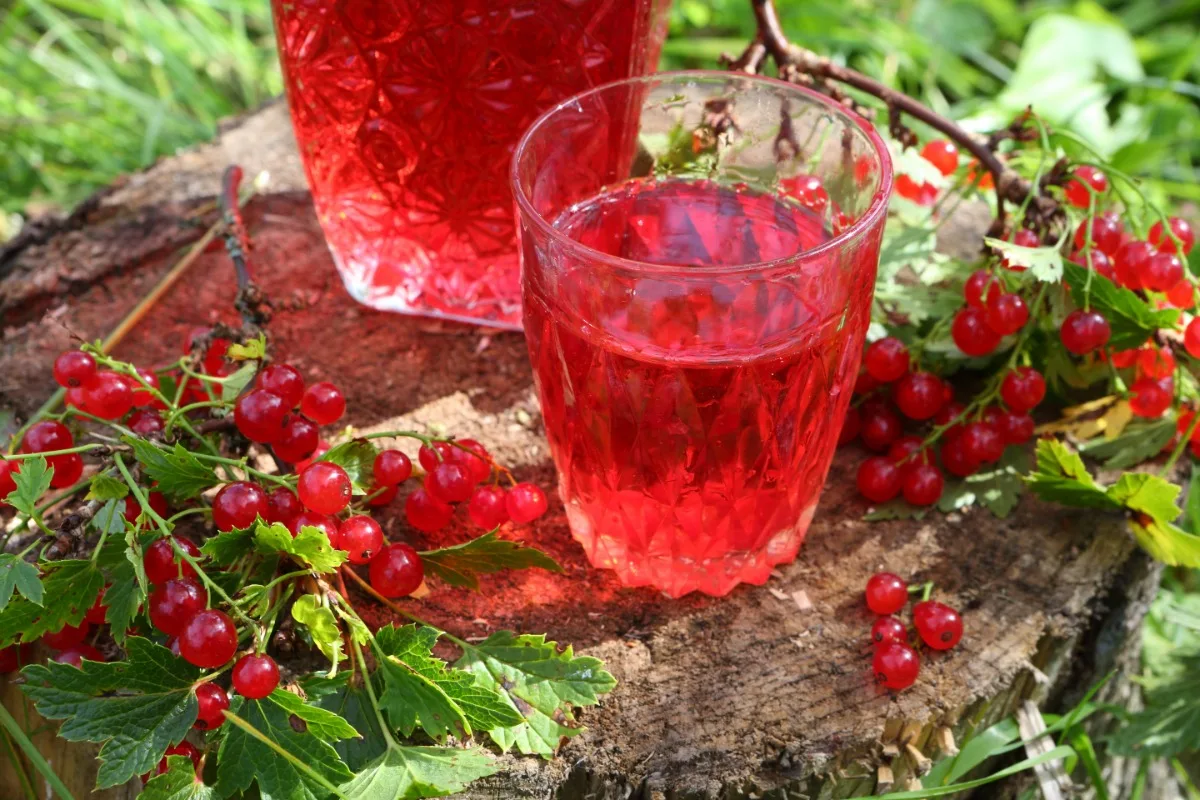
[{"x1": 510, "y1": 69, "x2": 894, "y2": 276}]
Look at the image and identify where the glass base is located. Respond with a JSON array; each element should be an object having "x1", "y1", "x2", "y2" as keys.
[{"x1": 565, "y1": 498, "x2": 816, "y2": 598}]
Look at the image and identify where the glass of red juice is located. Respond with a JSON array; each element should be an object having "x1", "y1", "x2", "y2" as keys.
[
  {"x1": 513, "y1": 72, "x2": 893, "y2": 597},
  {"x1": 270, "y1": 0, "x2": 670, "y2": 329}
]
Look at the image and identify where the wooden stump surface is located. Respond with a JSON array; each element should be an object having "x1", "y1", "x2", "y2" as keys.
[{"x1": 0, "y1": 101, "x2": 1160, "y2": 800}]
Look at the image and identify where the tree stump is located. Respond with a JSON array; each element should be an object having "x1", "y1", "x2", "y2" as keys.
[{"x1": 0, "y1": 101, "x2": 1162, "y2": 800}]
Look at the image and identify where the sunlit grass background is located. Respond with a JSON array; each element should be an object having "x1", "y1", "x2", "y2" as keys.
[{"x1": 1, "y1": 0, "x2": 1198, "y2": 218}]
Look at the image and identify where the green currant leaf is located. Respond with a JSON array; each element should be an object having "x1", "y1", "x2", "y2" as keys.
[
  {"x1": 291, "y1": 595, "x2": 345, "y2": 667},
  {"x1": 984, "y1": 237, "x2": 1063, "y2": 282},
  {"x1": 21, "y1": 637, "x2": 200, "y2": 788},
  {"x1": 419, "y1": 532, "x2": 563, "y2": 590},
  {"x1": 0, "y1": 559, "x2": 104, "y2": 647},
  {"x1": 266, "y1": 689, "x2": 360, "y2": 743},
  {"x1": 254, "y1": 521, "x2": 347, "y2": 573},
  {"x1": 454, "y1": 631, "x2": 617, "y2": 758},
  {"x1": 200, "y1": 526, "x2": 257, "y2": 566},
  {"x1": 1061, "y1": 261, "x2": 1181, "y2": 350},
  {"x1": 306, "y1": 676, "x2": 387, "y2": 772},
  {"x1": 1026, "y1": 439, "x2": 1121, "y2": 511},
  {"x1": 139, "y1": 756, "x2": 216, "y2": 800},
  {"x1": 1109, "y1": 650, "x2": 1200, "y2": 759},
  {"x1": 0, "y1": 554, "x2": 42, "y2": 613},
  {"x1": 236, "y1": 584, "x2": 273, "y2": 617},
  {"x1": 1129, "y1": 518, "x2": 1200, "y2": 568},
  {"x1": 318, "y1": 440, "x2": 379, "y2": 494},
  {"x1": 227, "y1": 334, "x2": 267, "y2": 361},
  {"x1": 6, "y1": 455, "x2": 52, "y2": 516},
  {"x1": 374, "y1": 624, "x2": 522, "y2": 742},
  {"x1": 862, "y1": 499, "x2": 929, "y2": 521},
  {"x1": 215, "y1": 696, "x2": 353, "y2": 800},
  {"x1": 1107, "y1": 472, "x2": 1181, "y2": 524},
  {"x1": 92, "y1": 498, "x2": 127, "y2": 534},
  {"x1": 100, "y1": 554, "x2": 144, "y2": 642},
  {"x1": 336, "y1": 744, "x2": 498, "y2": 800},
  {"x1": 86, "y1": 473, "x2": 128, "y2": 502},
  {"x1": 939, "y1": 448, "x2": 1030, "y2": 519},
  {"x1": 221, "y1": 362, "x2": 258, "y2": 402},
  {"x1": 123, "y1": 437, "x2": 219, "y2": 502},
  {"x1": 1078, "y1": 419, "x2": 1176, "y2": 469}
]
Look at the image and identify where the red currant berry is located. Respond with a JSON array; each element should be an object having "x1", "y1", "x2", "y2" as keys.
[
  {"x1": 871, "y1": 616, "x2": 908, "y2": 648},
  {"x1": 1064, "y1": 165, "x2": 1108, "y2": 208},
  {"x1": 1144, "y1": 253, "x2": 1184, "y2": 293},
  {"x1": 144, "y1": 536, "x2": 200, "y2": 584},
  {"x1": 1114, "y1": 240, "x2": 1156, "y2": 290},
  {"x1": 124, "y1": 491, "x2": 169, "y2": 526},
  {"x1": 300, "y1": 382, "x2": 345, "y2": 426},
  {"x1": 21, "y1": 421, "x2": 73, "y2": 454},
  {"x1": 1074, "y1": 215, "x2": 1123, "y2": 256},
  {"x1": 194, "y1": 682, "x2": 229, "y2": 730},
  {"x1": 860, "y1": 404, "x2": 901, "y2": 452},
  {"x1": 1137, "y1": 346, "x2": 1175, "y2": 380},
  {"x1": 212, "y1": 481, "x2": 268, "y2": 532},
  {"x1": 256, "y1": 364, "x2": 305, "y2": 409},
  {"x1": 895, "y1": 174, "x2": 937, "y2": 205},
  {"x1": 952, "y1": 307, "x2": 1001, "y2": 357},
  {"x1": 941, "y1": 432, "x2": 980, "y2": 477},
  {"x1": 838, "y1": 407, "x2": 861, "y2": 445},
  {"x1": 913, "y1": 600, "x2": 964, "y2": 650},
  {"x1": 272, "y1": 416, "x2": 320, "y2": 464},
  {"x1": 1060, "y1": 310, "x2": 1111, "y2": 355},
  {"x1": 1000, "y1": 367, "x2": 1045, "y2": 412},
  {"x1": 53, "y1": 351, "x2": 97, "y2": 388},
  {"x1": 369, "y1": 543, "x2": 425, "y2": 598},
  {"x1": 964, "y1": 270, "x2": 1001, "y2": 309},
  {"x1": 934, "y1": 401, "x2": 967, "y2": 428},
  {"x1": 984, "y1": 293, "x2": 1028, "y2": 336},
  {"x1": 893, "y1": 371, "x2": 944, "y2": 421},
  {"x1": 129, "y1": 367, "x2": 161, "y2": 408},
  {"x1": 781, "y1": 174, "x2": 829, "y2": 214},
  {"x1": 149, "y1": 578, "x2": 208, "y2": 636},
  {"x1": 43, "y1": 620, "x2": 90, "y2": 650},
  {"x1": 338, "y1": 515, "x2": 385, "y2": 564},
  {"x1": 1110, "y1": 348, "x2": 1140, "y2": 369},
  {"x1": 298, "y1": 462, "x2": 352, "y2": 515},
  {"x1": 405, "y1": 488, "x2": 453, "y2": 533},
  {"x1": 903, "y1": 464, "x2": 944, "y2": 506},
  {"x1": 998, "y1": 412, "x2": 1035, "y2": 445},
  {"x1": 887, "y1": 436, "x2": 931, "y2": 472},
  {"x1": 1167, "y1": 281, "x2": 1195, "y2": 309},
  {"x1": 920, "y1": 139, "x2": 958, "y2": 176},
  {"x1": 288, "y1": 511, "x2": 339, "y2": 543},
  {"x1": 54, "y1": 645, "x2": 104, "y2": 667},
  {"x1": 448, "y1": 439, "x2": 491, "y2": 484},
  {"x1": 863, "y1": 337, "x2": 910, "y2": 383},
  {"x1": 85, "y1": 590, "x2": 109, "y2": 625},
  {"x1": 145, "y1": 741, "x2": 201, "y2": 782},
  {"x1": 1130, "y1": 378, "x2": 1172, "y2": 418},
  {"x1": 1149, "y1": 216, "x2": 1195, "y2": 256},
  {"x1": 426, "y1": 462, "x2": 473, "y2": 503},
  {"x1": 857, "y1": 457, "x2": 900, "y2": 504},
  {"x1": 874, "y1": 642, "x2": 920, "y2": 690},
  {"x1": 178, "y1": 609, "x2": 237, "y2": 669},
  {"x1": 854, "y1": 370, "x2": 881, "y2": 396},
  {"x1": 374, "y1": 450, "x2": 413, "y2": 486},
  {"x1": 1071, "y1": 248, "x2": 1116, "y2": 283},
  {"x1": 232, "y1": 653, "x2": 279, "y2": 699},
  {"x1": 1187, "y1": 319, "x2": 1200, "y2": 359},
  {"x1": 960, "y1": 421, "x2": 1004, "y2": 465},
  {"x1": 48, "y1": 453, "x2": 84, "y2": 488},
  {"x1": 865, "y1": 572, "x2": 908, "y2": 615},
  {"x1": 129, "y1": 408, "x2": 165, "y2": 436},
  {"x1": 184, "y1": 329, "x2": 232, "y2": 375},
  {"x1": 468, "y1": 485, "x2": 510, "y2": 529},
  {"x1": 265, "y1": 488, "x2": 302, "y2": 527},
  {"x1": 234, "y1": 389, "x2": 288, "y2": 444},
  {"x1": 507, "y1": 483, "x2": 548, "y2": 523},
  {"x1": 367, "y1": 484, "x2": 399, "y2": 507},
  {"x1": 64, "y1": 386, "x2": 90, "y2": 413},
  {"x1": 294, "y1": 440, "x2": 330, "y2": 473},
  {"x1": 82, "y1": 371, "x2": 134, "y2": 420},
  {"x1": 417, "y1": 442, "x2": 453, "y2": 471}
]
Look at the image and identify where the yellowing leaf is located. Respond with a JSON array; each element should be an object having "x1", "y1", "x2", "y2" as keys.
[{"x1": 1036, "y1": 396, "x2": 1132, "y2": 441}]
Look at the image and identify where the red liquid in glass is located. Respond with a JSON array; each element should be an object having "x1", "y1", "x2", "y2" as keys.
[
  {"x1": 271, "y1": 0, "x2": 668, "y2": 328},
  {"x1": 525, "y1": 180, "x2": 872, "y2": 596}
]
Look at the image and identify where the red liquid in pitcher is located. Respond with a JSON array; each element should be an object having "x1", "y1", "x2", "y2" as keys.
[
  {"x1": 524, "y1": 180, "x2": 873, "y2": 596},
  {"x1": 272, "y1": 0, "x2": 668, "y2": 327}
]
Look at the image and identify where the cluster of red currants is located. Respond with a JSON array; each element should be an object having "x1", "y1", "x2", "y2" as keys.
[
  {"x1": 863, "y1": 572, "x2": 963, "y2": 691},
  {"x1": 845, "y1": 336, "x2": 1044, "y2": 505},
  {"x1": 0, "y1": 420, "x2": 84, "y2": 505}
]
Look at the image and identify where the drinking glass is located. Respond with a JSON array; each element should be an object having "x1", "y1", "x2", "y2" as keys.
[
  {"x1": 513, "y1": 72, "x2": 893, "y2": 597},
  {"x1": 271, "y1": 0, "x2": 670, "y2": 328}
]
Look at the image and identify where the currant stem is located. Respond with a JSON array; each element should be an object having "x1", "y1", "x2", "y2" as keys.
[
  {"x1": 350, "y1": 636, "x2": 400, "y2": 749},
  {"x1": 1, "y1": 444, "x2": 105, "y2": 461},
  {"x1": 222, "y1": 711, "x2": 351, "y2": 800}
]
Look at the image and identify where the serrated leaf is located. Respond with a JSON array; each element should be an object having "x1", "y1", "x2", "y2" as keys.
[
  {"x1": 862, "y1": 499, "x2": 929, "y2": 521},
  {"x1": 21, "y1": 637, "x2": 200, "y2": 788},
  {"x1": 228, "y1": 334, "x2": 267, "y2": 362},
  {"x1": 237, "y1": 584, "x2": 273, "y2": 617},
  {"x1": 1129, "y1": 519, "x2": 1200, "y2": 568},
  {"x1": 266, "y1": 689, "x2": 360, "y2": 743},
  {"x1": 1107, "y1": 472, "x2": 1180, "y2": 524},
  {"x1": 87, "y1": 473, "x2": 128, "y2": 502},
  {"x1": 200, "y1": 526, "x2": 256, "y2": 566},
  {"x1": 337, "y1": 744, "x2": 498, "y2": 800},
  {"x1": 216, "y1": 697, "x2": 352, "y2": 800},
  {"x1": 318, "y1": 440, "x2": 378, "y2": 493},
  {"x1": 984, "y1": 237, "x2": 1063, "y2": 282},
  {"x1": 7, "y1": 456, "x2": 52, "y2": 516},
  {"x1": 1036, "y1": 395, "x2": 1132, "y2": 441},
  {"x1": 291, "y1": 595, "x2": 345, "y2": 667},
  {"x1": 221, "y1": 362, "x2": 258, "y2": 402},
  {"x1": 1109, "y1": 651, "x2": 1200, "y2": 759},
  {"x1": 374, "y1": 624, "x2": 521, "y2": 741},
  {"x1": 124, "y1": 438, "x2": 219, "y2": 501},
  {"x1": 101, "y1": 555, "x2": 144, "y2": 643},
  {"x1": 420, "y1": 532, "x2": 563, "y2": 590},
  {"x1": 455, "y1": 631, "x2": 616, "y2": 757},
  {"x1": 1026, "y1": 439, "x2": 1120, "y2": 511},
  {"x1": 1078, "y1": 419, "x2": 1175, "y2": 469},
  {"x1": 255, "y1": 521, "x2": 347, "y2": 573},
  {"x1": 938, "y1": 448, "x2": 1029, "y2": 518},
  {"x1": 0, "y1": 554, "x2": 42, "y2": 613},
  {"x1": 1062, "y1": 261, "x2": 1180, "y2": 349},
  {"x1": 0, "y1": 560, "x2": 104, "y2": 647},
  {"x1": 140, "y1": 755, "x2": 216, "y2": 800},
  {"x1": 307, "y1": 676, "x2": 387, "y2": 771},
  {"x1": 92, "y1": 499, "x2": 127, "y2": 534}
]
